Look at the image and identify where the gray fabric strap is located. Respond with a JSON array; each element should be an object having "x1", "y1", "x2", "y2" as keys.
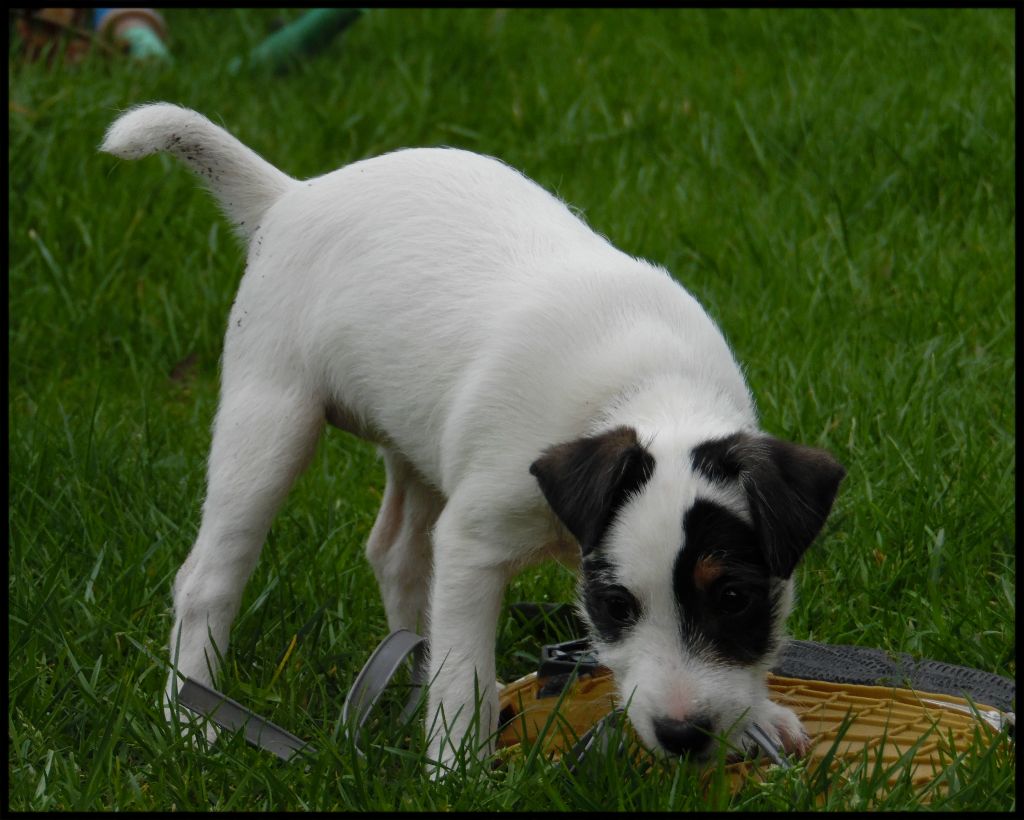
[
  {"x1": 340, "y1": 628, "x2": 427, "y2": 755},
  {"x1": 177, "y1": 677, "x2": 315, "y2": 761},
  {"x1": 563, "y1": 709, "x2": 629, "y2": 773},
  {"x1": 777, "y1": 639, "x2": 1016, "y2": 713},
  {"x1": 742, "y1": 722, "x2": 791, "y2": 768}
]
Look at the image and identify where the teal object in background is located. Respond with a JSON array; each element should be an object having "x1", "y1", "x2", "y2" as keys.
[
  {"x1": 94, "y1": 8, "x2": 172, "y2": 62},
  {"x1": 228, "y1": 8, "x2": 365, "y2": 75}
]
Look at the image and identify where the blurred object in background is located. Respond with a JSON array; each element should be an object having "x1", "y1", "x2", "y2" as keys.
[
  {"x1": 94, "y1": 8, "x2": 171, "y2": 62},
  {"x1": 10, "y1": 7, "x2": 169, "y2": 65},
  {"x1": 11, "y1": 8, "x2": 95, "y2": 64},
  {"x1": 228, "y1": 8, "x2": 364, "y2": 75}
]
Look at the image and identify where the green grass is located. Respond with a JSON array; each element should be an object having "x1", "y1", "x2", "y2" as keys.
[{"x1": 8, "y1": 7, "x2": 1015, "y2": 811}]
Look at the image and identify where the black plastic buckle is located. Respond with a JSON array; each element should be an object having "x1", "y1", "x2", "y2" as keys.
[{"x1": 538, "y1": 637, "x2": 601, "y2": 677}]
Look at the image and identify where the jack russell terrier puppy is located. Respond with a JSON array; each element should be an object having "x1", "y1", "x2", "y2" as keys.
[{"x1": 101, "y1": 103, "x2": 845, "y2": 773}]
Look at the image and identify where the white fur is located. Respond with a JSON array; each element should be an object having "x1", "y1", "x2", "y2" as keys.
[{"x1": 101, "y1": 103, "x2": 806, "y2": 771}]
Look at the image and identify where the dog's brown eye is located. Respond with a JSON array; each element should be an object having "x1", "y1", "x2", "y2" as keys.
[
  {"x1": 603, "y1": 586, "x2": 639, "y2": 625},
  {"x1": 714, "y1": 584, "x2": 750, "y2": 616}
]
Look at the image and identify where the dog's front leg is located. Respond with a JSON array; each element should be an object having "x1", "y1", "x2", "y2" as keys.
[{"x1": 424, "y1": 506, "x2": 508, "y2": 776}]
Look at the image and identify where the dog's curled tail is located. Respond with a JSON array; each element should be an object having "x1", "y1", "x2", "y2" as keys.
[{"x1": 100, "y1": 103, "x2": 295, "y2": 244}]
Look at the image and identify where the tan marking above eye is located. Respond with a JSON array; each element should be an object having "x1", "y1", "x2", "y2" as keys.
[{"x1": 693, "y1": 556, "x2": 726, "y2": 590}]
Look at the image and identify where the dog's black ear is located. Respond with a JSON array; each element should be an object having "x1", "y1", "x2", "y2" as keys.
[
  {"x1": 693, "y1": 433, "x2": 845, "y2": 578},
  {"x1": 530, "y1": 426, "x2": 655, "y2": 554}
]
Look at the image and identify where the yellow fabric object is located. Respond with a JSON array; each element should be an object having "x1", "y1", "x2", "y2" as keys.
[{"x1": 497, "y1": 666, "x2": 1009, "y2": 795}]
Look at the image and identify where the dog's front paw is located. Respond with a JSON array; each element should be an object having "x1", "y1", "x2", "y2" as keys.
[
  {"x1": 425, "y1": 730, "x2": 494, "y2": 780},
  {"x1": 164, "y1": 680, "x2": 221, "y2": 748},
  {"x1": 747, "y1": 699, "x2": 810, "y2": 759}
]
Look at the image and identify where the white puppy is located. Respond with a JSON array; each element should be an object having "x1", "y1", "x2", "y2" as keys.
[{"x1": 101, "y1": 103, "x2": 844, "y2": 772}]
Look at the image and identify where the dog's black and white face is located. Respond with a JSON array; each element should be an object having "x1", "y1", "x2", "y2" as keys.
[{"x1": 531, "y1": 425, "x2": 845, "y2": 759}]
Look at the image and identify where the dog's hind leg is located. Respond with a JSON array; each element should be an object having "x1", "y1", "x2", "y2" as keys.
[
  {"x1": 365, "y1": 449, "x2": 444, "y2": 636},
  {"x1": 166, "y1": 377, "x2": 323, "y2": 716}
]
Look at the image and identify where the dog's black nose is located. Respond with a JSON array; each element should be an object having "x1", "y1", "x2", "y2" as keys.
[{"x1": 653, "y1": 716, "x2": 713, "y2": 756}]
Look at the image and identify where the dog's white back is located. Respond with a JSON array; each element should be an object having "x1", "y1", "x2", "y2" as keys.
[
  {"x1": 102, "y1": 103, "x2": 843, "y2": 773},
  {"x1": 234, "y1": 145, "x2": 754, "y2": 491}
]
